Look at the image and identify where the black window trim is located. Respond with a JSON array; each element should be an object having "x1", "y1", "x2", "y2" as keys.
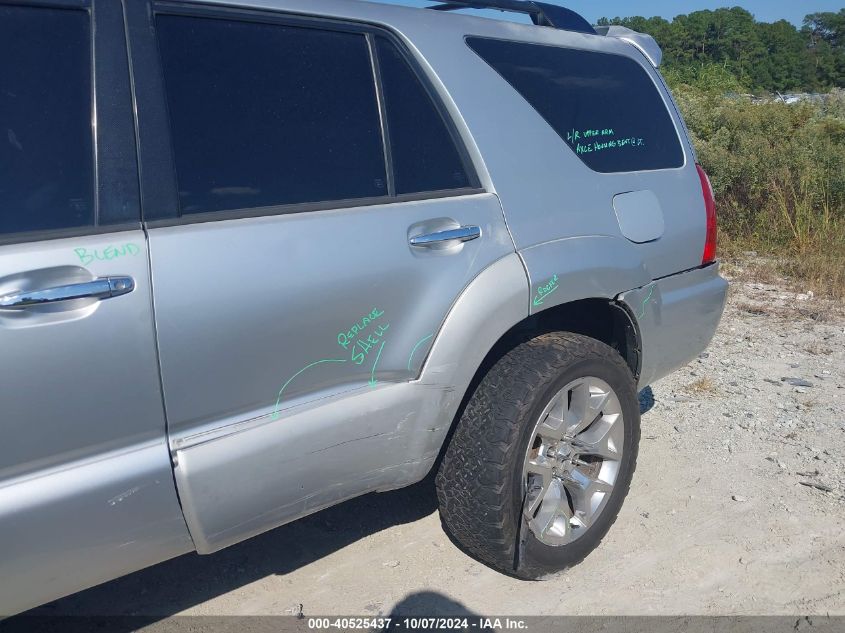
[
  {"x1": 143, "y1": 188, "x2": 487, "y2": 229},
  {"x1": 464, "y1": 34, "x2": 688, "y2": 175},
  {"x1": 0, "y1": 0, "x2": 143, "y2": 247},
  {"x1": 367, "y1": 32, "x2": 396, "y2": 198},
  {"x1": 0, "y1": 223, "x2": 141, "y2": 248},
  {"x1": 0, "y1": 0, "x2": 90, "y2": 8},
  {"x1": 129, "y1": 0, "x2": 483, "y2": 227}
]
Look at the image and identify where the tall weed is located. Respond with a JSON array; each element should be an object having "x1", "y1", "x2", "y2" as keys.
[{"x1": 669, "y1": 75, "x2": 845, "y2": 297}]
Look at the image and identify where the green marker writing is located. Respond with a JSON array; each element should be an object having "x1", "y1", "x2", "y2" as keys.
[
  {"x1": 407, "y1": 334, "x2": 434, "y2": 371},
  {"x1": 638, "y1": 286, "x2": 655, "y2": 319},
  {"x1": 272, "y1": 358, "x2": 347, "y2": 420},
  {"x1": 369, "y1": 341, "x2": 386, "y2": 388},
  {"x1": 532, "y1": 274, "x2": 560, "y2": 307}
]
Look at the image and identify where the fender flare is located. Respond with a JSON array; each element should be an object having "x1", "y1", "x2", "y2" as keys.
[{"x1": 418, "y1": 252, "x2": 529, "y2": 391}]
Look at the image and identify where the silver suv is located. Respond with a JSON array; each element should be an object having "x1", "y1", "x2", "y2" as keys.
[{"x1": 0, "y1": 0, "x2": 727, "y2": 615}]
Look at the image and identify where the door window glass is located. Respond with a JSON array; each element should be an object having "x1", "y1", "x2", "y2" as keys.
[
  {"x1": 467, "y1": 37, "x2": 685, "y2": 173},
  {"x1": 376, "y1": 37, "x2": 472, "y2": 194},
  {"x1": 156, "y1": 15, "x2": 388, "y2": 215},
  {"x1": 0, "y1": 6, "x2": 94, "y2": 235}
]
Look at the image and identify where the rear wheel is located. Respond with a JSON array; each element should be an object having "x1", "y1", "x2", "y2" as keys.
[{"x1": 435, "y1": 332, "x2": 640, "y2": 578}]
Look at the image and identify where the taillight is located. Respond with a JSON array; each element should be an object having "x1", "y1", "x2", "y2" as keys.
[{"x1": 696, "y1": 163, "x2": 718, "y2": 264}]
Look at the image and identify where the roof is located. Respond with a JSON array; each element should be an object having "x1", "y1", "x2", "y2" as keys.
[{"x1": 169, "y1": 0, "x2": 662, "y2": 67}]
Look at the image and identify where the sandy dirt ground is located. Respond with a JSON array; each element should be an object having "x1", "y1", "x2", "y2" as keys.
[{"x1": 28, "y1": 268, "x2": 845, "y2": 619}]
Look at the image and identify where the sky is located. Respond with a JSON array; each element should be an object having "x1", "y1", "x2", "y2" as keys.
[{"x1": 378, "y1": 1, "x2": 844, "y2": 26}]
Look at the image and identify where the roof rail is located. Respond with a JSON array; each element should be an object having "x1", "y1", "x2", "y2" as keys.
[{"x1": 428, "y1": 1, "x2": 596, "y2": 35}]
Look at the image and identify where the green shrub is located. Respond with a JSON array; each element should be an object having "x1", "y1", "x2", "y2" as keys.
[{"x1": 666, "y1": 77, "x2": 845, "y2": 296}]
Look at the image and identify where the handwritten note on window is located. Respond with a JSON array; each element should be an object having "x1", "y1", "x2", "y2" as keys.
[{"x1": 566, "y1": 128, "x2": 645, "y2": 156}]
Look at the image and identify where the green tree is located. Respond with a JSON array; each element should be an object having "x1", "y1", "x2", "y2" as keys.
[
  {"x1": 803, "y1": 10, "x2": 845, "y2": 88},
  {"x1": 757, "y1": 20, "x2": 814, "y2": 91},
  {"x1": 598, "y1": 7, "x2": 845, "y2": 92}
]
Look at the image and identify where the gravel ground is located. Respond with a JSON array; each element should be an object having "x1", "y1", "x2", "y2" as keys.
[{"x1": 30, "y1": 268, "x2": 845, "y2": 619}]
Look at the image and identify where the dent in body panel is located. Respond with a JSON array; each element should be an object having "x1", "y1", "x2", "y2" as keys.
[
  {"x1": 0, "y1": 440, "x2": 193, "y2": 616},
  {"x1": 521, "y1": 235, "x2": 652, "y2": 316},
  {"x1": 172, "y1": 254, "x2": 529, "y2": 554},
  {"x1": 175, "y1": 382, "x2": 431, "y2": 552},
  {"x1": 619, "y1": 263, "x2": 728, "y2": 389}
]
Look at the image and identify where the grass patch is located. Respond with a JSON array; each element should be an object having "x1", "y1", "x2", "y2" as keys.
[
  {"x1": 684, "y1": 377, "x2": 718, "y2": 396},
  {"x1": 805, "y1": 342, "x2": 833, "y2": 355},
  {"x1": 733, "y1": 298, "x2": 840, "y2": 323}
]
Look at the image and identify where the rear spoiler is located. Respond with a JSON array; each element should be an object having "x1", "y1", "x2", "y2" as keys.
[{"x1": 594, "y1": 25, "x2": 663, "y2": 67}]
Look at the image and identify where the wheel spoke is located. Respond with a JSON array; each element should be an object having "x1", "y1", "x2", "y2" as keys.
[
  {"x1": 561, "y1": 468, "x2": 614, "y2": 528},
  {"x1": 564, "y1": 381, "x2": 611, "y2": 436},
  {"x1": 537, "y1": 392, "x2": 567, "y2": 440},
  {"x1": 524, "y1": 454, "x2": 553, "y2": 516},
  {"x1": 527, "y1": 479, "x2": 574, "y2": 546},
  {"x1": 571, "y1": 413, "x2": 624, "y2": 460}
]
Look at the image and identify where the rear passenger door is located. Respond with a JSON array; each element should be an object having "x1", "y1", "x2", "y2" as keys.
[
  {"x1": 0, "y1": 0, "x2": 190, "y2": 614},
  {"x1": 127, "y1": 3, "x2": 512, "y2": 551}
]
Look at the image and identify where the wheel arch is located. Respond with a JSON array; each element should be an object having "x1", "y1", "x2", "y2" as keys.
[
  {"x1": 440, "y1": 297, "x2": 642, "y2": 451},
  {"x1": 494, "y1": 297, "x2": 641, "y2": 380}
]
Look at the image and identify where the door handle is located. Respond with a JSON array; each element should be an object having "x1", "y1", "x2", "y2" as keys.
[
  {"x1": 0, "y1": 276, "x2": 135, "y2": 309},
  {"x1": 409, "y1": 225, "x2": 481, "y2": 247}
]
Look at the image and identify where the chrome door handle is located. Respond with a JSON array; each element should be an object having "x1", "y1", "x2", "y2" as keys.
[
  {"x1": 409, "y1": 225, "x2": 481, "y2": 247},
  {"x1": 0, "y1": 276, "x2": 135, "y2": 309}
]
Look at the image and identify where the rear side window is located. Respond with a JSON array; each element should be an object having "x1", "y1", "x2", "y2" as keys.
[
  {"x1": 0, "y1": 6, "x2": 94, "y2": 235},
  {"x1": 467, "y1": 37, "x2": 684, "y2": 173},
  {"x1": 155, "y1": 15, "x2": 388, "y2": 215},
  {"x1": 375, "y1": 37, "x2": 471, "y2": 194}
]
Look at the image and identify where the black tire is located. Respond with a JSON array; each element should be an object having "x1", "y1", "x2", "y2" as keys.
[{"x1": 435, "y1": 331, "x2": 640, "y2": 578}]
